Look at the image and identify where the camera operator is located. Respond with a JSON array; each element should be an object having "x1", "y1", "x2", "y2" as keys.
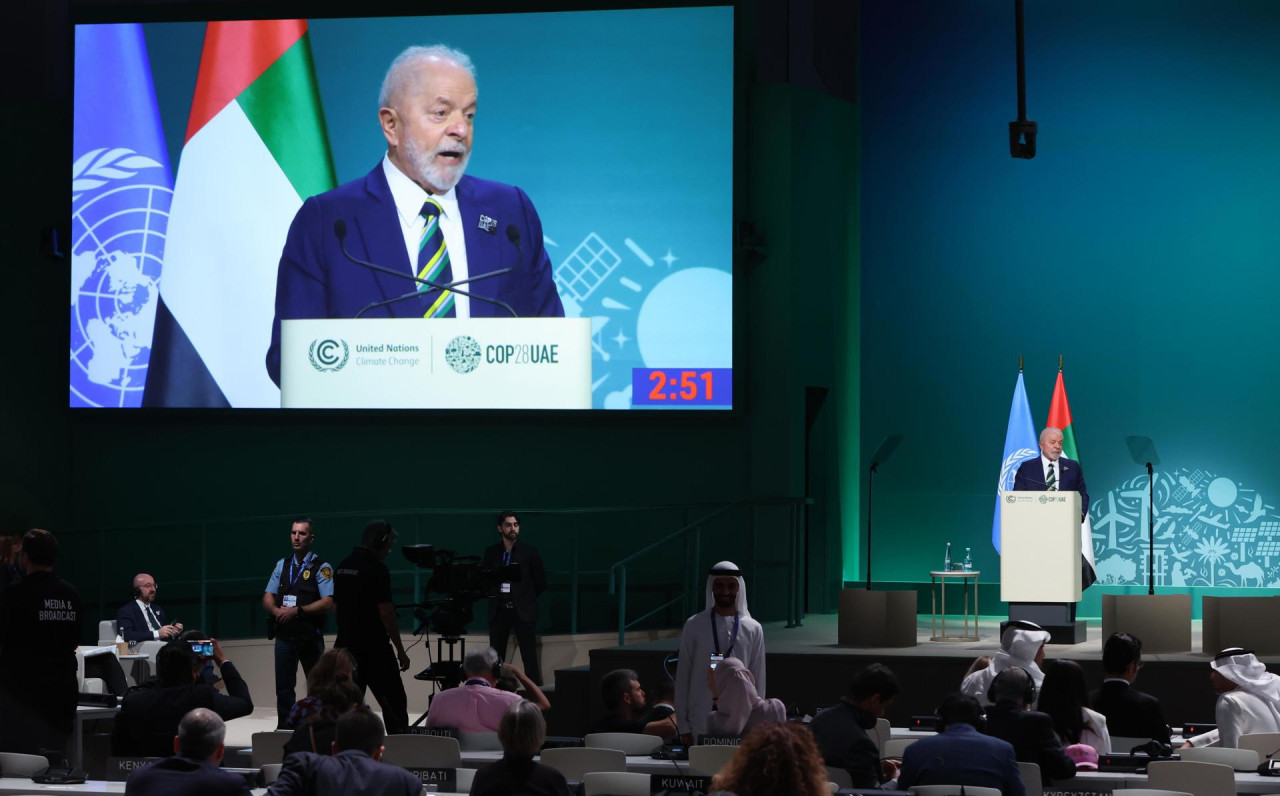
[
  {"x1": 334, "y1": 520, "x2": 409, "y2": 735},
  {"x1": 483, "y1": 511, "x2": 546, "y2": 685}
]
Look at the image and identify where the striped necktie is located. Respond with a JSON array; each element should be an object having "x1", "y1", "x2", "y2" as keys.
[
  {"x1": 417, "y1": 197, "x2": 455, "y2": 318},
  {"x1": 1046, "y1": 462, "x2": 1057, "y2": 491}
]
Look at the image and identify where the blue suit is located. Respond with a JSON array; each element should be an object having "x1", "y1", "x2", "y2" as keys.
[
  {"x1": 124, "y1": 756, "x2": 250, "y2": 796},
  {"x1": 266, "y1": 749, "x2": 420, "y2": 796},
  {"x1": 898, "y1": 723, "x2": 1025, "y2": 796},
  {"x1": 117, "y1": 600, "x2": 169, "y2": 643},
  {"x1": 266, "y1": 165, "x2": 565, "y2": 385},
  {"x1": 1013, "y1": 456, "x2": 1095, "y2": 588}
]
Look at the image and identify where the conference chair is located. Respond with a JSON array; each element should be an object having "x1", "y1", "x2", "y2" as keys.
[
  {"x1": 687, "y1": 744, "x2": 737, "y2": 777},
  {"x1": 1238, "y1": 732, "x2": 1280, "y2": 759},
  {"x1": 250, "y1": 731, "x2": 293, "y2": 767},
  {"x1": 825, "y1": 765, "x2": 853, "y2": 788},
  {"x1": 540, "y1": 747, "x2": 627, "y2": 780},
  {"x1": 458, "y1": 731, "x2": 503, "y2": 751},
  {"x1": 883, "y1": 737, "x2": 919, "y2": 758},
  {"x1": 0, "y1": 752, "x2": 49, "y2": 778},
  {"x1": 907, "y1": 786, "x2": 1000, "y2": 796},
  {"x1": 1147, "y1": 760, "x2": 1236, "y2": 796},
  {"x1": 1178, "y1": 746, "x2": 1260, "y2": 771},
  {"x1": 1017, "y1": 760, "x2": 1042, "y2": 796},
  {"x1": 1118, "y1": 789, "x2": 1194, "y2": 796},
  {"x1": 456, "y1": 767, "x2": 476, "y2": 793},
  {"x1": 876, "y1": 717, "x2": 891, "y2": 755},
  {"x1": 583, "y1": 771, "x2": 651, "y2": 796},
  {"x1": 584, "y1": 732, "x2": 664, "y2": 755},
  {"x1": 261, "y1": 763, "x2": 282, "y2": 784},
  {"x1": 380, "y1": 734, "x2": 463, "y2": 768}
]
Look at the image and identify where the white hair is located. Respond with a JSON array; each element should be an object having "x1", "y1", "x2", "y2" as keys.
[
  {"x1": 1040, "y1": 427, "x2": 1062, "y2": 442},
  {"x1": 379, "y1": 45, "x2": 476, "y2": 109},
  {"x1": 463, "y1": 646, "x2": 500, "y2": 677}
]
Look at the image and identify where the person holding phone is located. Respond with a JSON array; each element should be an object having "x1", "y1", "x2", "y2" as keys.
[{"x1": 673, "y1": 561, "x2": 766, "y2": 741}]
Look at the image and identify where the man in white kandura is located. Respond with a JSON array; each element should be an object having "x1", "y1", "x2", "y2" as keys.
[
  {"x1": 674, "y1": 561, "x2": 766, "y2": 740},
  {"x1": 1185, "y1": 647, "x2": 1280, "y2": 748},
  {"x1": 961, "y1": 620, "x2": 1051, "y2": 706}
]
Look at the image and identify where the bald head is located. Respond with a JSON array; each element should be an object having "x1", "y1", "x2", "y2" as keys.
[
  {"x1": 176, "y1": 708, "x2": 226, "y2": 762},
  {"x1": 133, "y1": 573, "x2": 157, "y2": 604}
]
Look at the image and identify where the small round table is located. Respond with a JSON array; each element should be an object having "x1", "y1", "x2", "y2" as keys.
[{"x1": 929, "y1": 569, "x2": 980, "y2": 641}]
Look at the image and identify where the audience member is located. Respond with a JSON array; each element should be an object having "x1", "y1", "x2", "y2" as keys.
[
  {"x1": 118, "y1": 573, "x2": 182, "y2": 642},
  {"x1": 178, "y1": 629, "x2": 221, "y2": 687},
  {"x1": 472, "y1": 700, "x2": 572, "y2": 796},
  {"x1": 591, "y1": 665, "x2": 680, "y2": 737},
  {"x1": 983, "y1": 667, "x2": 1076, "y2": 781},
  {"x1": 284, "y1": 648, "x2": 356, "y2": 729},
  {"x1": 811, "y1": 662, "x2": 901, "y2": 788},
  {"x1": 962, "y1": 621, "x2": 1050, "y2": 705},
  {"x1": 709, "y1": 721, "x2": 829, "y2": 796},
  {"x1": 283, "y1": 679, "x2": 364, "y2": 758},
  {"x1": 425, "y1": 646, "x2": 549, "y2": 731},
  {"x1": 268, "y1": 707, "x2": 419, "y2": 796},
  {"x1": 706, "y1": 656, "x2": 786, "y2": 736},
  {"x1": 113, "y1": 639, "x2": 253, "y2": 756},
  {"x1": 123, "y1": 708, "x2": 250, "y2": 795},
  {"x1": 676, "y1": 561, "x2": 766, "y2": 739},
  {"x1": 1090, "y1": 632, "x2": 1170, "y2": 746},
  {"x1": 642, "y1": 677, "x2": 678, "y2": 733},
  {"x1": 495, "y1": 674, "x2": 521, "y2": 692},
  {"x1": 1038, "y1": 660, "x2": 1110, "y2": 754},
  {"x1": 965, "y1": 656, "x2": 992, "y2": 678},
  {"x1": 0, "y1": 529, "x2": 84, "y2": 754},
  {"x1": 898, "y1": 693, "x2": 1024, "y2": 796},
  {"x1": 1185, "y1": 647, "x2": 1280, "y2": 748}
]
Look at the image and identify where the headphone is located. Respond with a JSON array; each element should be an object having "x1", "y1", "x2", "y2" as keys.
[
  {"x1": 493, "y1": 654, "x2": 505, "y2": 682},
  {"x1": 375, "y1": 522, "x2": 394, "y2": 549},
  {"x1": 132, "y1": 585, "x2": 141, "y2": 599},
  {"x1": 988, "y1": 667, "x2": 1037, "y2": 706}
]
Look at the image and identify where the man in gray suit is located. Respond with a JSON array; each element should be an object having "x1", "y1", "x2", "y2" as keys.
[{"x1": 267, "y1": 708, "x2": 419, "y2": 796}]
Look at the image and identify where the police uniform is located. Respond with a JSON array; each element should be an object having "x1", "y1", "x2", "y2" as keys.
[
  {"x1": 265, "y1": 551, "x2": 333, "y2": 727},
  {"x1": 333, "y1": 546, "x2": 408, "y2": 734},
  {"x1": 0, "y1": 570, "x2": 84, "y2": 753}
]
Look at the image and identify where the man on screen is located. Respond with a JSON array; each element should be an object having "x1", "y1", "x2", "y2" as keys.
[
  {"x1": 1013, "y1": 426, "x2": 1096, "y2": 588},
  {"x1": 265, "y1": 44, "x2": 564, "y2": 385}
]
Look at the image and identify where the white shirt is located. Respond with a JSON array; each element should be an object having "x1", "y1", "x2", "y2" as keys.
[
  {"x1": 674, "y1": 609, "x2": 766, "y2": 735},
  {"x1": 1041, "y1": 454, "x2": 1063, "y2": 489},
  {"x1": 1188, "y1": 689, "x2": 1280, "y2": 748},
  {"x1": 382, "y1": 155, "x2": 470, "y2": 318},
  {"x1": 136, "y1": 599, "x2": 162, "y2": 639}
]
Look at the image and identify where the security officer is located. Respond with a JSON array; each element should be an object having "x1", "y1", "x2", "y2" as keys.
[
  {"x1": 263, "y1": 516, "x2": 334, "y2": 728},
  {"x1": 0, "y1": 529, "x2": 84, "y2": 754},
  {"x1": 333, "y1": 520, "x2": 410, "y2": 734}
]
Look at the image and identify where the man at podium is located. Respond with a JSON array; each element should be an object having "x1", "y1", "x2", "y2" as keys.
[
  {"x1": 265, "y1": 44, "x2": 564, "y2": 386},
  {"x1": 1014, "y1": 427, "x2": 1096, "y2": 589}
]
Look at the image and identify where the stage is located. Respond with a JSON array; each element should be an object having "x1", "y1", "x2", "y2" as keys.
[{"x1": 571, "y1": 613, "x2": 1278, "y2": 737}]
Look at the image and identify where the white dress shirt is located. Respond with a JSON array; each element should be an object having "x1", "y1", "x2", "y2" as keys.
[
  {"x1": 382, "y1": 155, "x2": 471, "y2": 318},
  {"x1": 1041, "y1": 454, "x2": 1063, "y2": 489},
  {"x1": 136, "y1": 599, "x2": 162, "y2": 639}
]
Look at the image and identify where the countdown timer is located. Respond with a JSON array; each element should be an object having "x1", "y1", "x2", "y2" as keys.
[{"x1": 631, "y1": 368, "x2": 732, "y2": 407}]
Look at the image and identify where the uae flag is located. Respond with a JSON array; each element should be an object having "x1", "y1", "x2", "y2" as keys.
[
  {"x1": 143, "y1": 20, "x2": 336, "y2": 407},
  {"x1": 1048, "y1": 367, "x2": 1097, "y2": 577}
]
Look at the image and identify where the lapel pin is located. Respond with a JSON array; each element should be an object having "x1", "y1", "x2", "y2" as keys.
[{"x1": 478, "y1": 215, "x2": 498, "y2": 234}]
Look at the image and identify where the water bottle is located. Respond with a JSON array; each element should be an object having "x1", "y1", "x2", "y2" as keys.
[
  {"x1": 963, "y1": 547, "x2": 973, "y2": 572},
  {"x1": 943, "y1": 542, "x2": 952, "y2": 572}
]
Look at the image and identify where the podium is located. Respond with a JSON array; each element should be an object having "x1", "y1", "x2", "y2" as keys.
[
  {"x1": 280, "y1": 318, "x2": 591, "y2": 409},
  {"x1": 1000, "y1": 491, "x2": 1085, "y2": 644}
]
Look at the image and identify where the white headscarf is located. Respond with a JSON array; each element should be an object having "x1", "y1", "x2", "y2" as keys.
[
  {"x1": 990, "y1": 621, "x2": 1051, "y2": 686},
  {"x1": 1211, "y1": 648, "x2": 1280, "y2": 725},
  {"x1": 704, "y1": 560, "x2": 750, "y2": 618}
]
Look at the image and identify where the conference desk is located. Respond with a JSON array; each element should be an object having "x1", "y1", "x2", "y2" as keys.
[{"x1": 72, "y1": 705, "x2": 118, "y2": 772}]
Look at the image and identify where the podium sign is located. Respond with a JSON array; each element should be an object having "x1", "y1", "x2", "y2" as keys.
[
  {"x1": 1000, "y1": 491, "x2": 1082, "y2": 603},
  {"x1": 281, "y1": 318, "x2": 591, "y2": 409}
]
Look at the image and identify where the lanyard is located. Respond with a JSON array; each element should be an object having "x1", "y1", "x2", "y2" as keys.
[
  {"x1": 285, "y1": 555, "x2": 309, "y2": 591},
  {"x1": 502, "y1": 549, "x2": 511, "y2": 566},
  {"x1": 465, "y1": 678, "x2": 491, "y2": 687},
  {"x1": 710, "y1": 611, "x2": 740, "y2": 656}
]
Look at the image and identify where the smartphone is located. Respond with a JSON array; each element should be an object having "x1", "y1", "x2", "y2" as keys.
[
  {"x1": 709, "y1": 653, "x2": 724, "y2": 670},
  {"x1": 189, "y1": 639, "x2": 214, "y2": 658}
]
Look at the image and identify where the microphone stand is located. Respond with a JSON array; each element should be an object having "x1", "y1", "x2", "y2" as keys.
[
  {"x1": 1124, "y1": 435, "x2": 1161, "y2": 593},
  {"x1": 865, "y1": 434, "x2": 904, "y2": 590}
]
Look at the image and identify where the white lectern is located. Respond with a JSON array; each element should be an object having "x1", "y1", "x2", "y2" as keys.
[
  {"x1": 280, "y1": 318, "x2": 592, "y2": 409},
  {"x1": 1000, "y1": 491, "x2": 1086, "y2": 643}
]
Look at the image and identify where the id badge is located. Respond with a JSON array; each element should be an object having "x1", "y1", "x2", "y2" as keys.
[
  {"x1": 282, "y1": 595, "x2": 298, "y2": 608},
  {"x1": 709, "y1": 653, "x2": 724, "y2": 669},
  {"x1": 500, "y1": 582, "x2": 512, "y2": 594}
]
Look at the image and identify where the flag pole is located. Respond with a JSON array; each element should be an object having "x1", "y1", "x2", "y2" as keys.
[{"x1": 1059, "y1": 354, "x2": 1063, "y2": 371}]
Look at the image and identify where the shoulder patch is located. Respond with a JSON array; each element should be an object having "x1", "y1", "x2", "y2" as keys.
[{"x1": 320, "y1": 566, "x2": 333, "y2": 580}]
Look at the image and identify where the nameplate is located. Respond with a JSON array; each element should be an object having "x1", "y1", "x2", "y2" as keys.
[
  {"x1": 694, "y1": 734, "x2": 741, "y2": 746},
  {"x1": 651, "y1": 773, "x2": 712, "y2": 794},
  {"x1": 105, "y1": 756, "x2": 163, "y2": 781},
  {"x1": 541, "y1": 735, "x2": 586, "y2": 748},
  {"x1": 404, "y1": 767, "x2": 457, "y2": 791},
  {"x1": 1044, "y1": 789, "x2": 1113, "y2": 796},
  {"x1": 406, "y1": 726, "x2": 460, "y2": 738}
]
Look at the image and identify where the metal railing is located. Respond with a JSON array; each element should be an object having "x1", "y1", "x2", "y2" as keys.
[{"x1": 607, "y1": 496, "x2": 809, "y2": 646}]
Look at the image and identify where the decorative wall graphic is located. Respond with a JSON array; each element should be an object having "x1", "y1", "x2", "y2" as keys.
[{"x1": 1090, "y1": 467, "x2": 1280, "y2": 588}]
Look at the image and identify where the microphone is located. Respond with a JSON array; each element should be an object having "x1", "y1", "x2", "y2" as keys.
[
  {"x1": 1259, "y1": 745, "x2": 1280, "y2": 776},
  {"x1": 332, "y1": 220, "x2": 517, "y2": 318},
  {"x1": 506, "y1": 224, "x2": 522, "y2": 266}
]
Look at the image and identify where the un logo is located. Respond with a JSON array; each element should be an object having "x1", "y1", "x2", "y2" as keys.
[
  {"x1": 1005, "y1": 494, "x2": 1016, "y2": 504},
  {"x1": 444, "y1": 335, "x2": 482, "y2": 374},
  {"x1": 308, "y1": 339, "x2": 349, "y2": 372},
  {"x1": 1038, "y1": 494, "x2": 1049, "y2": 504}
]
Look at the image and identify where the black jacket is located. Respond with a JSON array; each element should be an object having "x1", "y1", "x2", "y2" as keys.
[
  {"x1": 472, "y1": 755, "x2": 571, "y2": 796},
  {"x1": 483, "y1": 541, "x2": 546, "y2": 623},
  {"x1": 112, "y1": 662, "x2": 254, "y2": 757},
  {"x1": 810, "y1": 698, "x2": 885, "y2": 788},
  {"x1": 1090, "y1": 680, "x2": 1171, "y2": 745},
  {"x1": 983, "y1": 702, "x2": 1077, "y2": 781}
]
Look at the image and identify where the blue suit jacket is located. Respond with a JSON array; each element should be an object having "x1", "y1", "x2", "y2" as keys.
[
  {"x1": 266, "y1": 749, "x2": 420, "y2": 796},
  {"x1": 117, "y1": 600, "x2": 168, "y2": 643},
  {"x1": 1013, "y1": 457, "x2": 1090, "y2": 519},
  {"x1": 898, "y1": 723, "x2": 1025, "y2": 796},
  {"x1": 124, "y1": 756, "x2": 250, "y2": 796},
  {"x1": 266, "y1": 165, "x2": 565, "y2": 385}
]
